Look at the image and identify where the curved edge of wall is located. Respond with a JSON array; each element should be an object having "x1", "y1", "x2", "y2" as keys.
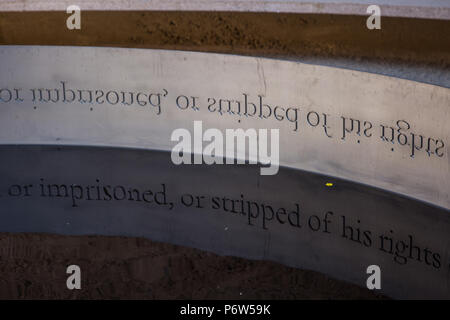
[{"x1": 0, "y1": 0, "x2": 449, "y2": 20}]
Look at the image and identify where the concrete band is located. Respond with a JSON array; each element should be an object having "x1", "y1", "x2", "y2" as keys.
[
  {"x1": 0, "y1": 46, "x2": 448, "y2": 209},
  {"x1": 0, "y1": 0, "x2": 449, "y2": 20}
]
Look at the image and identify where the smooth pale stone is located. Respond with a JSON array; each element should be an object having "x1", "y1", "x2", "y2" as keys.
[
  {"x1": 0, "y1": 45, "x2": 448, "y2": 209},
  {"x1": 0, "y1": 0, "x2": 449, "y2": 20}
]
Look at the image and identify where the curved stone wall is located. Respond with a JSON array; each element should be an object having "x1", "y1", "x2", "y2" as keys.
[{"x1": 0, "y1": 46, "x2": 448, "y2": 298}]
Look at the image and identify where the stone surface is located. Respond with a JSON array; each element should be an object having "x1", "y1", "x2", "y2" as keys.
[
  {"x1": 0, "y1": 0, "x2": 449, "y2": 20},
  {"x1": 0, "y1": 45, "x2": 448, "y2": 208},
  {"x1": 0, "y1": 46, "x2": 449, "y2": 298}
]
